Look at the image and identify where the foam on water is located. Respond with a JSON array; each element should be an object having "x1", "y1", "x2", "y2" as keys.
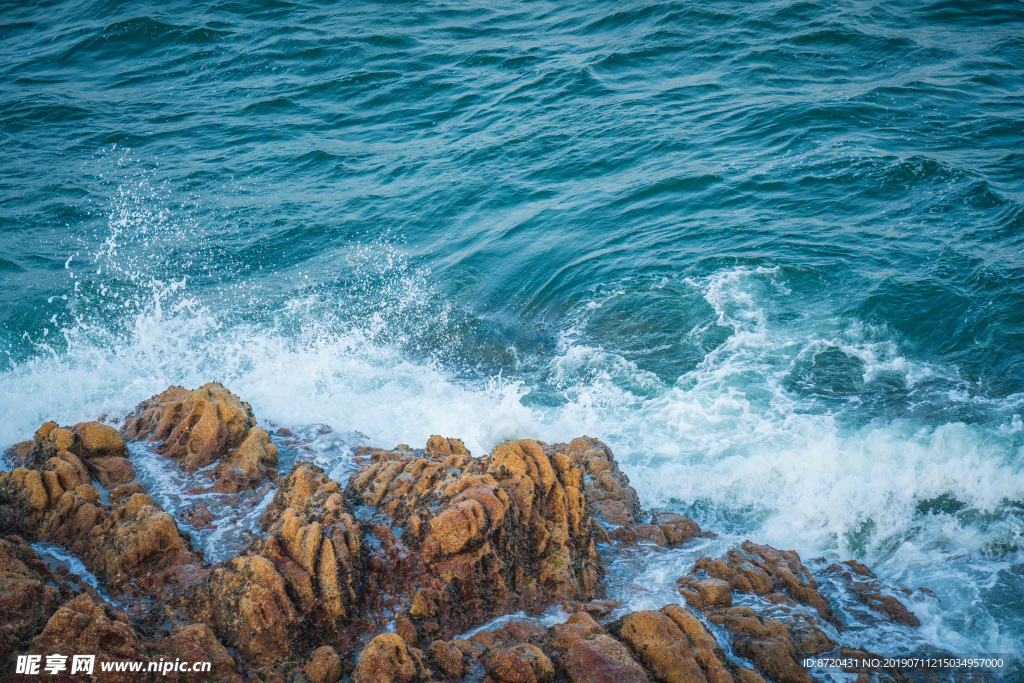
[{"x1": 31, "y1": 542, "x2": 116, "y2": 606}]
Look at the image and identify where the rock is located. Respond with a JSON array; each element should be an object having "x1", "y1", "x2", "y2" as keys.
[
  {"x1": 428, "y1": 640, "x2": 464, "y2": 679},
  {"x1": 40, "y1": 427, "x2": 76, "y2": 462},
  {"x1": 305, "y1": 645, "x2": 343, "y2": 683},
  {"x1": 352, "y1": 633, "x2": 431, "y2": 683},
  {"x1": 183, "y1": 502, "x2": 216, "y2": 529},
  {"x1": 483, "y1": 643, "x2": 554, "y2": 683},
  {"x1": 560, "y1": 599, "x2": 620, "y2": 619},
  {"x1": 704, "y1": 606, "x2": 825, "y2": 683},
  {"x1": 5, "y1": 421, "x2": 133, "y2": 488},
  {"x1": 558, "y1": 438, "x2": 704, "y2": 549},
  {"x1": 424, "y1": 435, "x2": 470, "y2": 459},
  {"x1": 562, "y1": 634, "x2": 651, "y2": 683},
  {"x1": 618, "y1": 605, "x2": 757, "y2": 683},
  {"x1": 688, "y1": 542, "x2": 838, "y2": 625},
  {"x1": 678, "y1": 577, "x2": 733, "y2": 609},
  {"x1": 822, "y1": 560, "x2": 921, "y2": 627},
  {"x1": 156, "y1": 622, "x2": 242, "y2": 682},
  {"x1": 32, "y1": 594, "x2": 148, "y2": 683},
  {"x1": 121, "y1": 383, "x2": 278, "y2": 492},
  {"x1": 548, "y1": 611, "x2": 605, "y2": 653},
  {"x1": 0, "y1": 446, "x2": 200, "y2": 599},
  {"x1": 84, "y1": 456, "x2": 136, "y2": 488},
  {"x1": 560, "y1": 438, "x2": 641, "y2": 529},
  {"x1": 2, "y1": 439, "x2": 34, "y2": 468},
  {"x1": 661, "y1": 604, "x2": 759, "y2": 683},
  {"x1": 618, "y1": 610, "x2": 710, "y2": 683},
  {"x1": 189, "y1": 463, "x2": 361, "y2": 666},
  {"x1": 345, "y1": 437, "x2": 604, "y2": 639},
  {"x1": 211, "y1": 426, "x2": 278, "y2": 493},
  {"x1": 72, "y1": 422, "x2": 129, "y2": 460},
  {"x1": 0, "y1": 536, "x2": 78, "y2": 663},
  {"x1": 200, "y1": 554, "x2": 298, "y2": 666}
]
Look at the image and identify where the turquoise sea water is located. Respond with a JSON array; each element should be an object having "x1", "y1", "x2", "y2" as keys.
[{"x1": 2, "y1": 0, "x2": 1024, "y2": 669}]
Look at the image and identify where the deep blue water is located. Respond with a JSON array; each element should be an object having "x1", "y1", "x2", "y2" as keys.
[{"x1": 2, "y1": 0, "x2": 1024, "y2": 665}]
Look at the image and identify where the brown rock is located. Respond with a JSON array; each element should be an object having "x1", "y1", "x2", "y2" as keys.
[
  {"x1": 0, "y1": 452, "x2": 198, "y2": 600},
  {"x1": 33, "y1": 594, "x2": 148, "y2": 683},
  {"x1": 200, "y1": 554, "x2": 298, "y2": 666},
  {"x1": 157, "y1": 622, "x2": 241, "y2": 681},
  {"x1": 428, "y1": 640, "x2": 465, "y2": 679},
  {"x1": 72, "y1": 421, "x2": 129, "y2": 460},
  {"x1": 424, "y1": 435, "x2": 470, "y2": 459},
  {"x1": 3, "y1": 439, "x2": 34, "y2": 468},
  {"x1": 689, "y1": 542, "x2": 837, "y2": 625},
  {"x1": 678, "y1": 577, "x2": 733, "y2": 609},
  {"x1": 483, "y1": 643, "x2": 555, "y2": 683},
  {"x1": 0, "y1": 536, "x2": 78, "y2": 662},
  {"x1": 352, "y1": 633, "x2": 431, "y2": 683},
  {"x1": 548, "y1": 611, "x2": 605, "y2": 653},
  {"x1": 618, "y1": 610, "x2": 707, "y2": 683},
  {"x1": 561, "y1": 438, "x2": 641, "y2": 528},
  {"x1": 304, "y1": 645, "x2": 343, "y2": 683},
  {"x1": 823, "y1": 561, "x2": 921, "y2": 627},
  {"x1": 188, "y1": 463, "x2": 361, "y2": 666},
  {"x1": 85, "y1": 456, "x2": 136, "y2": 488},
  {"x1": 212, "y1": 426, "x2": 278, "y2": 493},
  {"x1": 121, "y1": 383, "x2": 277, "y2": 492},
  {"x1": 563, "y1": 634, "x2": 651, "y2": 683},
  {"x1": 704, "y1": 606, "x2": 823, "y2": 683},
  {"x1": 345, "y1": 437, "x2": 605, "y2": 638}
]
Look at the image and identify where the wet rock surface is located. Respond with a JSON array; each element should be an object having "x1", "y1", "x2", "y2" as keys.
[
  {"x1": 121, "y1": 382, "x2": 278, "y2": 493},
  {"x1": 0, "y1": 385, "x2": 998, "y2": 681}
]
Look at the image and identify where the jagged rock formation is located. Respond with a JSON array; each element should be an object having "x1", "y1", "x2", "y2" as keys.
[
  {"x1": 351, "y1": 601, "x2": 765, "y2": 683},
  {"x1": 0, "y1": 536, "x2": 87, "y2": 664},
  {"x1": 186, "y1": 463, "x2": 362, "y2": 668},
  {"x1": 0, "y1": 428, "x2": 201, "y2": 601},
  {"x1": 678, "y1": 542, "x2": 943, "y2": 683},
  {"x1": 121, "y1": 382, "x2": 278, "y2": 493},
  {"x1": 5, "y1": 420, "x2": 136, "y2": 488},
  {"x1": 0, "y1": 384, "x2": 995, "y2": 682},
  {"x1": 344, "y1": 437, "x2": 605, "y2": 641}
]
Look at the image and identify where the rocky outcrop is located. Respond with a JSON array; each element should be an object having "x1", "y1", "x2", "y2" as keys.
[
  {"x1": 5, "y1": 420, "x2": 136, "y2": 488},
  {"x1": 682, "y1": 542, "x2": 838, "y2": 625},
  {"x1": 352, "y1": 633, "x2": 432, "y2": 683},
  {"x1": 819, "y1": 559, "x2": 921, "y2": 628},
  {"x1": 561, "y1": 437, "x2": 704, "y2": 548},
  {"x1": 0, "y1": 536, "x2": 86, "y2": 664},
  {"x1": 185, "y1": 463, "x2": 362, "y2": 667},
  {"x1": 351, "y1": 601, "x2": 765, "y2": 683},
  {"x1": 677, "y1": 542, "x2": 954, "y2": 683},
  {"x1": 121, "y1": 383, "x2": 278, "y2": 493},
  {"x1": 181, "y1": 434, "x2": 666, "y2": 671},
  {"x1": 0, "y1": 441, "x2": 200, "y2": 599},
  {"x1": 304, "y1": 645, "x2": 344, "y2": 683},
  {"x1": 345, "y1": 437, "x2": 605, "y2": 641},
  {"x1": 30, "y1": 594, "x2": 150, "y2": 683},
  {"x1": 26, "y1": 591, "x2": 242, "y2": 683},
  {"x1": 0, "y1": 386, "x2": 993, "y2": 683}
]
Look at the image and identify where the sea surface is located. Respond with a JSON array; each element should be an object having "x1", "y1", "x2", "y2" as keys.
[{"x1": 2, "y1": 0, "x2": 1023, "y2": 672}]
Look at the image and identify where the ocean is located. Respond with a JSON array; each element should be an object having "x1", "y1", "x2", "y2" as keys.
[{"x1": 1, "y1": 0, "x2": 1023, "y2": 669}]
